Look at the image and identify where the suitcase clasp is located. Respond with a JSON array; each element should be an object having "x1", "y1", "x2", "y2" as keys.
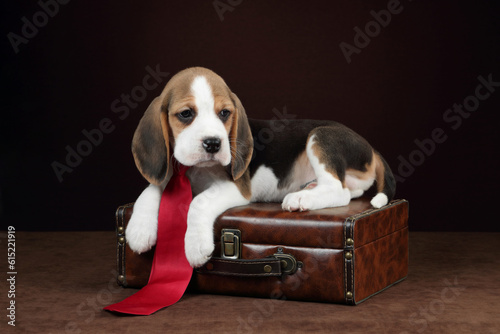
[
  {"x1": 221, "y1": 229, "x2": 241, "y2": 259},
  {"x1": 273, "y1": 251, "x2": 298, "y2": 275}
]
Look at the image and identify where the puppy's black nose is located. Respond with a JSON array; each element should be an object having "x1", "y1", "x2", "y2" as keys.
[{"x1": 202, "y1": 137, "x2": 221, "y2": 153}]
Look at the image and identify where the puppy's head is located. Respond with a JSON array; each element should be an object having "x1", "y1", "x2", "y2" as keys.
[{"x1": 132, "y1": 67, "x2": 253, "y2": 185}]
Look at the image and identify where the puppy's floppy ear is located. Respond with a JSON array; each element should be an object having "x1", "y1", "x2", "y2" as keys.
[
  {"x1": 229, "y1": 93, "x2": 253, "y2": 180},
  {"x1": 131, "y1": 96, "x2": 170, "y2": 185}
]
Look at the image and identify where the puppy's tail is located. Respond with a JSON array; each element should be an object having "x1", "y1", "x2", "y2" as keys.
[{"x1": 370, "y1": 151, "x2": 396, "y2": 208}]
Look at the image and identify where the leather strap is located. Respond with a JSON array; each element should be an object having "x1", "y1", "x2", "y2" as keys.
[{"x1": 197, "y1": 257, "x2": 282, "y2": 277}]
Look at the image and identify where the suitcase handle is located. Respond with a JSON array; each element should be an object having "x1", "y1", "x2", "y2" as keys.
[
  {"x1": 196, "y1": 257, "x2": 283, "y2": 277},
  {"x1": 197, "y1": 251, "x2": 299, "y2": 277}
]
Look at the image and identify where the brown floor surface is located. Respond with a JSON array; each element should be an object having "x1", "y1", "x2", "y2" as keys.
[{"x1": 1, "y1": 231, "x2": 499, "y2": 334}]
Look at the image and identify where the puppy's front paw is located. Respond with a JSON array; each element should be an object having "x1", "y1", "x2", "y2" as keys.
[
  {"x1": 125, "y1": 214, "x2": 157, "y2": 254},
  {"x1": 184, "y1": 227, "x2": 214, "y2": 268},
  {"x1": 282, "y1": 187, "x2": 351, "y2": 211},
  {"x1": 282, "y1": 190, "x2": 313, "y2": 212}
]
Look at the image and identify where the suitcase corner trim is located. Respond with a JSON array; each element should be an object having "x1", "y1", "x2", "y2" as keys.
[
  {"x1": 115, "y1": 203, "x2": 134, "y2": 287},
  {"x1": 343, "y1": 199, "x2": 409, "y2": 305}
]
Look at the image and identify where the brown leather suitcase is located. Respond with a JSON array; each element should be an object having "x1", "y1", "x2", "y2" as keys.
[{"x1": 114, "y1": 198, "x2": 409, "y2": 305}]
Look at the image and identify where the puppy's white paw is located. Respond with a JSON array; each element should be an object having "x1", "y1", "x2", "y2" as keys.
[
  {"x1": 370, "y1": 193, "x2": 388, "y2": 208},
  {"x1": 282, "y1": 190, "x2": 316, "y2": 212},
  {"x1": 125, "y1": 183, "x2": 163, "y2": 254},
  {"x1": 125, "y1": 213, "x2": 158, "y2": 254},
  {"x1": 184, "y1": 226, "x2": 214, "y2": 268},
  {"x1": 282, "y1": 187, "x2": 351, "y2": 212}
]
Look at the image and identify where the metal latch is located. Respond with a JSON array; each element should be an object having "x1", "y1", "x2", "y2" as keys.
[
  {"x1": 221, "y1": 229, "x2": 241, "y2": 259},
  {"x1": 274, "y1": 248, "x2": 298, "y2": 275}
]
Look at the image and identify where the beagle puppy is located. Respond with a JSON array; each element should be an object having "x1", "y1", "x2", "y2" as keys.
[{"x1": 125, "y1": 67, "x2": 396, "y2": 268}]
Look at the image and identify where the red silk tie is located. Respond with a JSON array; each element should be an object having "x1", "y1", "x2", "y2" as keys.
[{"x1": 104, "y1": 164, "x2": 193, "y2": 315}]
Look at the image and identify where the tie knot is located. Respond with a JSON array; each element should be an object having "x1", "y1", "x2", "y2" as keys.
[
  {"x1": 172, "y1": 160, "x2": 189, "y2": 176},
  {"x1": 177, "y1": 165, "x2": 189, "y2": 175}
]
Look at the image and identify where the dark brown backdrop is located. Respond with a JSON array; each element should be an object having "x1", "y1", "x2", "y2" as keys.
[{"x1": 1, "y1": 0, "x2": 499, "y2": 231}]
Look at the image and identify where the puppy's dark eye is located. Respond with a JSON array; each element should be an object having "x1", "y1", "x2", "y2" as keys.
[
  {"x1": 178, "y1": 109, "x2": 194, "y2": 121},
  {"x1": 219, "y1": 109, "x2": 231, "y2": 121}
]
